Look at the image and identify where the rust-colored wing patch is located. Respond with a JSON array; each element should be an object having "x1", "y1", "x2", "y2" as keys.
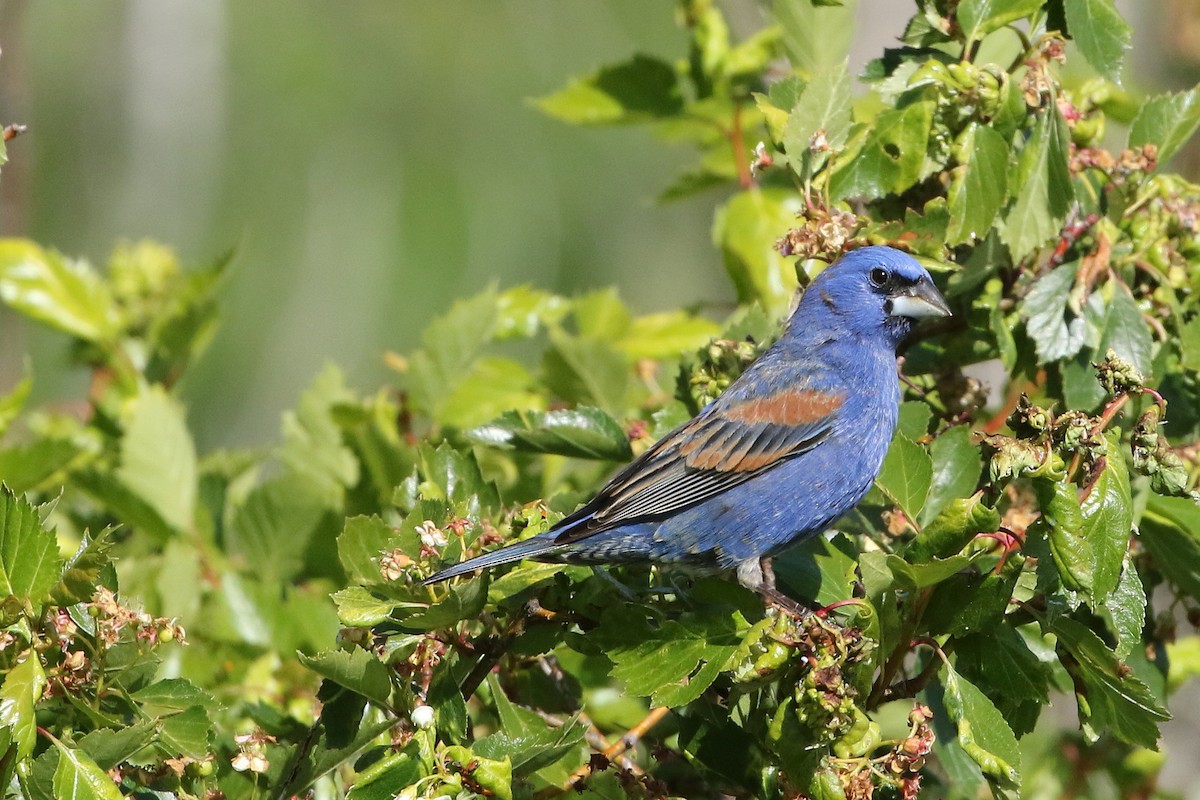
[
  {"x1": 724, "y1": 389, "x2": 844, "y2": 426},
  {"x1": 679, "y1": 389, "x2": 843, "y2": 473}
]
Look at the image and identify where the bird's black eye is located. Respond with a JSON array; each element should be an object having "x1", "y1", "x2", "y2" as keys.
[{"x1": 869, "y1": 267, "x2": 889, "y2": 287}]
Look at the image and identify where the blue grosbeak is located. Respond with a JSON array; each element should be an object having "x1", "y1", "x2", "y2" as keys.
[{"x1": 426, "y1": 246, "x2": 950, "y2": 609}]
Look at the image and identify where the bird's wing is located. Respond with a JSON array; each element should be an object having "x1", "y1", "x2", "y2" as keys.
[{"x1": 552, "y1": 384, "x2": 844, "y2": 544}]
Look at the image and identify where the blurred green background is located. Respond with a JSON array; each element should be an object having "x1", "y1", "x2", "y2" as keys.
[
  {"x1": 2, "y1": 1, "x2": 1200, "y2": 795},
  {"x1": 1, "y1": 1, "x2": 1196, "y2": 451}
]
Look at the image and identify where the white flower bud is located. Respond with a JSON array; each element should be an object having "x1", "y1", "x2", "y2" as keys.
[{"x1": 411, "y1": 704, "x2": 435, "y2": 730}]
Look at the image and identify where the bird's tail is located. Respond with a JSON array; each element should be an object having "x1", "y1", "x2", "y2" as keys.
[{"x1": 422, "y1": 534, "x2": 565, "y2": 585}]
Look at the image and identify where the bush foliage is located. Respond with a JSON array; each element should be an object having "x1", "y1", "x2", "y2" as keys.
[{"x1": 2, "y1": 1, "x2": 1200, "y2": 798}]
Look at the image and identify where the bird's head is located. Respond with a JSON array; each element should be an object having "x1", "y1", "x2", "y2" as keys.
[{"x1": 791, "y1": 245, "x2": 951, "y2": 348}]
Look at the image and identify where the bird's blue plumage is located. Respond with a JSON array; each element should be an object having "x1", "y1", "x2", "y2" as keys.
[{"x1": 425, "y1": 246, "x2": 950, "y2": 596}]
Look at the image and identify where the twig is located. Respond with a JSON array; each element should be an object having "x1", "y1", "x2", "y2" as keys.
[{"x1": 535, "y1": 706, "x2": 671, "y2": 798}]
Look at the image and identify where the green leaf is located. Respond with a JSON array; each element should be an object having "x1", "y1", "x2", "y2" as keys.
[
  {"x1": 875, "y1": 431, "x2": 932, "y2": 521},
  {"x1": 0, "y1": 438, "x2": 84, "y2": 495},
  {"x1": 1063, "y1": 0, "x2": 1132, "y2": 83},
  {"x1": 407, "y1": 288, "x2": 499, "y2": 421},
  {"x1": 333, "y1": 586, "x2": 396, "y2": 627},
  {"x1": 591, "y1": 607, "x2": 740, "y2": 708},
  {"x1": 1140, "y1": 495, "x2": 1200, "y2": 602},
  {"x1": 279, "y1": 364, "x2": 359, "y2": 500},
  {"x1": 404, "y1": 575, "x2": 489, "y2": 630},
  {"x1": 618, "y1": 311, "x2": 721, "y2": 360},
  {"x1": 0, "y1": 365, "x2": 31, "y2": 438},
  {"x1": 946, "y1": 124, "x2": 1010, "y2": 245},
  {"x1": 337, "y1": 515, "x2": 402, "y2": 587},
  {"x1": 906, "y1": 493, "x2": 999, "y2": 562},
  {"x1": 886, "y1": 553, "x2": 974, "y2": 590},
  {"x1": 50, "y1": 739, "x2": 122, "y2": 800},
  {"x1": 957, "y1": 0, "x2": 1043, "y2": 45},
  {"x1": 543, "y1": 330, "x2": 629, "y2": 417},
  {"x1": 0, "y1": 485, "x2": 63, "y2": 604},
  {"x1": 712, "y1": 188, "x2": 802, "y2": 312},
  {"x1": 921, "y1": 425, "x2": 983, "y2": 524},
  {"x1": 535, "y1": 55, "x2": 683, "y2": 125},
  {"x1": 774, "y1": 0, "x2": 857, "y2": 76},
  {"x1": 1001, "y1": 109, "x2": 1074, "y2": 258},
  {"x1": 782, "y1": 61, "x2": 853, "y2": 181},
  {"x1": 117, "y1": 386, "x2": 197, "y2": 535},
  {"x1": 130, "y1": 678, "x2": 217, "y2": 715},
  {"x1": 51, "y1": 529, "x2": 115, "y2": 606},
  {"x1": 775, "y1": 532, "x2": 859, "y2": 607},
  {"x1": 1100, "y1": 555, "x2": 1146, "y2": 660},
  {"x1": 831, "y1": 100, "x2": 935, "y2": 199},
  {"x1": 0, "y1": 240, "x2": 118, "y2": 343},
  {"x1": 1098, "y1": 282, "x2": 1154, "y2": 380},
  {"x1": 298, "y1": 648, "x2": 393, "y2": 707},
  {"x1": 1129, "y1": 86, "x2": 1200, "y2": 164},
  {"x1": 466, "y1": 406, "x2": 632, "y2": 461},
  {"x1": 940, "y1": 661, "x2": 1021, "y2": 787},
  {"x1": 157, "y1": 705, "x2": 212, "y2": 759},
  {"x1": 347, "y1": 744, "x2": 425, "y2": 800},
  {"x1": 1079, "y1": 432, "x2": 1133, "y2": 600},
  {"x1": 495, "y1": 286, "x2": 569, "y2": 340},
  {"x1": 1034, "y1": 478, "x2": 1091, "y2": 594},
  {"x1": 1019, "y1": 262, "x2": 1086, "y2": 363},
  {"x1": 416, "y1": 442, "x2": 500, "y2": 512},
  {"x1": 1045, "y1": 616, "x2": 1170, "y2": 747},
  {"x1": 76, "y1": 723, "x2": 157, "y2": 770},
  {"x1": 228, "y1": 474, "x2": 332, "y2": 582},
  {"x1": 0, "y1": 653, "x2": 47, "y2": 760},
  {"x1": 956, "y1": 626, "x2": 1051, "y2": 707}
]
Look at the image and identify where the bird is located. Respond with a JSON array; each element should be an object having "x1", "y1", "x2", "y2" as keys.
[{"x1": 424, "y1": 246, "x2": 951, "y2": 612}]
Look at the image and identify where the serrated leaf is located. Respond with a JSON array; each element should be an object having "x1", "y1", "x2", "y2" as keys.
[
  {"x1": 1079, "y1": 432, "x2": 1133, "y2": 600},
  {"x1": 407, "y1": 289, "x2": 499, "y2": 421},
  {"x1": 346, "y1": 744, "x2": 425, "y2": 800},
  {"x1": 712, "y1": 188, "x2": 802, "y2": 312},
  {"x1": 0, "y1": 485, "x2": 63, "y2": 604},
  {"x1": 907, "y1": 493, "x2": 999, "y2": 562},
  {"x1": 131, "y1": 678, "x2": 217, "y2": 715},
  {"x1": 946, "y1": 124, "x2": 1010, "y2": 245},
  {"x1": 333, "y1": 586, "x2": 396, "y2": 627},
  {"x1": 1001, "y1": 109, "x2": 1073, "y2": 258},
  {"x1": 875, "y1": 431, "x2": 932, "y2": 520},
  {"x1": 1100, "y1": 555, "x2": 1145, "y2": 660},
  {"x1": 543, "y1": 330, "x2": 629, "y2": 417},
  {"x1": 619, "y1": 311, "x2": 721, "y2": 360},
  {"x1": 957, "y1": 0, "x2": 1043, "y2": 44},
  {"x1": 0, "y1": 365, "x2": 31, "y2": 438},
  {"x1": 1140, "y1": 495, "x2": 1200, "y2": 602},
  {"x1": 831, "y1": 100, "x2": 935, "y2": 199},
  {"x1": 535, "y1": 55, "x2": 683, "y2": 125},
  {"x1": 157, "y1": 705, "x2": 212, "y2": 760},
  {"x1": 51, "y1": 529, "x2": 115, "y2": 606},
  {"x1": 298, "y1": 649, "x2": 393, "y2": 706},
  {"x1": 1099, "y1": 283, "x2": 1154, "y2": 380},
  {"x1": 337, "y1": 515, "x2": 401, "y2": 586},
  {"x1": 1046, "y1": 616, "x2": 1170, "y2": 747},
  {"x1": 0, "y1": 653, "x2": 47, "y2": 760},
  {"x1": 940, "y1": 661, "x2": 1021, "y2": 787},
  {"x1": 280, "y1": 364, "x2": 359, "y2": 499},
  {"x1": 50, "y1": 739, "x2": 122, "y2": 800},
  {"x1": 0, "y1": 239, "x2": 119, "y2": 343},
  {"x1": 782, "y1": 61, "x2": 853, "y2": 181},
  {"x1": 1034, "y1": 478, "x2": 1091, "y2": 594},
  {"x1": 921, "y1": 425, "x2": 983, "y2": 525},
  {"x1": 467, "y1": 406, "x2": 632, "y2": 461},
  {"x1": 76, "y1": 722, "x2": 157, "y2": 770},
  {"x1": 228, "y1": 474, "x2": 331, "y2": 581},
  {"x1": 1019, "y1": 262, "x2": 1086, "y2": 363},
  {"x1": 1129, "y1": 86, "x2": 1200, "y2": 165},
  {"x1": 404, "y1": 575, "x2": 489, "y2": 630},
  {"x1": 1063, "y1": 0, "x2": 1131, "y2": 83},
  {"x1": 591, "y1": 607, "x2": 739, "y2": 708},
  {"x1": 886, "y1": 553, "x2": 974, "y2": 590},
  {"x1": 117, "y1": 386, "x2": 197, "y2": 535}
]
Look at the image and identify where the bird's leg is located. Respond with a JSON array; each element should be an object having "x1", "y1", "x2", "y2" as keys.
[{"x1": 737, "y1": 557, "x2": 813, "y2": 618}]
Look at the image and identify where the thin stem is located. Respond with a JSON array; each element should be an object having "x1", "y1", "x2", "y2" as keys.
[
  {"x1": 730, "y1": 99, "x2": 752, "y2": 189},
  {"x1": 535, "y1": 705, "x2": 671, "y2": 798}
]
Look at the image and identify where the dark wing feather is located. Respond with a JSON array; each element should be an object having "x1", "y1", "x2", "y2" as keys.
[{"x1": 552, "y1": 386, "x2": 844, "y2": 544}]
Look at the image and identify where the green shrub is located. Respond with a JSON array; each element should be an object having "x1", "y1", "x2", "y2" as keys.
[{"x1": 1, "y1": 1, "x2": 1199, "y2": 798}]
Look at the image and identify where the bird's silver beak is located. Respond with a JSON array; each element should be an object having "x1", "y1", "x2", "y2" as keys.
[{"x1": 887, "y1": 277, "x2": 952, "y2": 319}]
